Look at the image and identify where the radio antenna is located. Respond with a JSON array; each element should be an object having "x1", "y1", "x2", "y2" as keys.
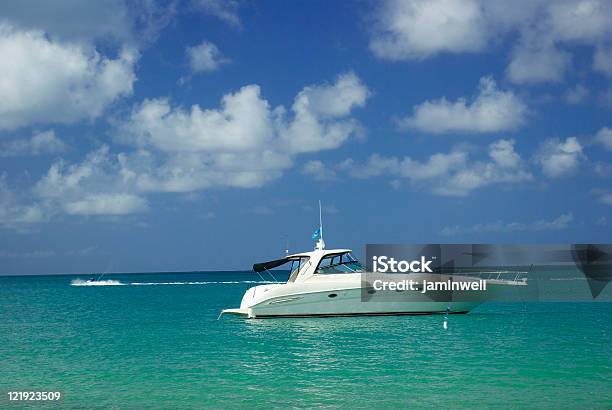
[
  {"x1": 319, "y1": 200, "x2": 323, "y2": 242},
  {"x1": 316, "y1": 200, "x2": 325, "y2": 250}
]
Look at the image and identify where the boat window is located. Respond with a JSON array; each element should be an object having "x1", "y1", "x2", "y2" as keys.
[
  {"x1": 288, "y1": 257, "x2": 310, "y2": 282},
  {"x1": 316, "y1": 252, "x2": 365, "y2": 274}
]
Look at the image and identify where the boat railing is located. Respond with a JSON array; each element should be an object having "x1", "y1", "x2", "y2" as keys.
[{"x1": 448, "y1": 269, "x2": 529, "y2": 284}]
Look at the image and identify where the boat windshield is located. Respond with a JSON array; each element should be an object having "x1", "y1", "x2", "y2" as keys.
[
  {"x1": 288, "y1": 256, "x2": 310, "y2": 282},
  {"x1": 316, "y1": 252, "x2": 365, "y2": 274}
]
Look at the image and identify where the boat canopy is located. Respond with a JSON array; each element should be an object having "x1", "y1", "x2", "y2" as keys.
[{"x1": 253, "y1": 257, "x2": 291, "y2": 272}]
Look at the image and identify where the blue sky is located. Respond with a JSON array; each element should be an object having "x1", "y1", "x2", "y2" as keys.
[{"x1": 1, "y1": 0, "x2": 611, "y2": 275}]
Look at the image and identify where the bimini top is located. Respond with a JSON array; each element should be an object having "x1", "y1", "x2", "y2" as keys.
[{"x1": 252, "y1": 257, "x2": 291, "y2": 272}]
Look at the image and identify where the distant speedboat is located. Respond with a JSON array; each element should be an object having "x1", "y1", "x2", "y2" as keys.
[
  {"x1": 221, "y1": 207, "x2": 526, "y2": 319},
  {"x1": 87, "y1": 272, "x2": 105, "y2": 283},
  {"x1": 71, "y1": 268, "x2": 124, "y2": 286},
  {"x1": 71, "y1": 278, "x2": 124, "y2": 286}
]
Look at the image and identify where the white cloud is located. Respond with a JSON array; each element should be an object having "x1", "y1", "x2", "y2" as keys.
[
  {"x1": 0, "y1": 23, "x2": 137, "y2": 130},
  {"x1": 7, "y1": 73, "x2": 368, "y2": 221},
  {"x1": 64, "y1": 193, "x2": 148, "y2": 215},
  {"x1": 35, "y1": 146, "x2": 117, "y2": 199},
  {"x1": 594, "y1": 162, "x2": 612, "y2": 177},
  {"x1": 596, "y1": 216, "x2": 607, "y2": 226},
  {"x1": 0, "y1": 174, "x2": 49, "y2": 230},
  {"x1": 504, "y1": 1, "x2": 612, "y2": 84},
  {"x1": 0, "y1": 0, "x2": 175, "y2": 46},
  {"x1": 293, "y1": 73, "x2": 369, "y2": 118},
  {"x1": 340, "y1": 154, "x2": 401, "y2": 179},
  {"x1": 594, "y1": 46, "x2": 612, "y2": 77},
  {"x1": 565, "y1": 84, "x2": 590, "y2": 105},
  {"x1": 398, "y1": 76, "x2": 527, "y2": 134},
  {"x1": 0, "y1": 130, "x2": 67, "y2": 157},
  {"x1": 506, "y1": 40, "x2": 571, "y2": 84},
  {"x1": 279, "y1": 72, "x2": 369, "y2": 153},
  {"x1": 302, "y1": 160, "x2": 336, "y2": 181},
  {"x1": 434, "y1": 140, "x2": 532, "y2": 196},
  {"x1": 442, "y1": 213, "x2": 573, "y2": 235},
  {"x1": 547, "y1": 1, "x2": 612, "y2": 43},
  {"x1": 488, "y1": 139, "x2": 520, "y2": 168},
  {"x1": 598, "y1": 192, "x2": 612, "y2": 205},
  {"x1": 192, "y1": 0, "x2": 242, "y2": 28},
  {"x1": 402, "y1": 152, "x2": 468, "y2": 181},
  {"x1": 33, "y1": 146, "x2": 149, "y2": 216},
  {"x1": 369, "y1": 0, "x2": 612, "y2": 84},
  {"x1": 536, "y1": 137, "x2": 584, "y2": 178},
  {"x1": 339, "y1": 139, "x2": 531, "y2": 196},
  {"x1": 118, "y1": 150, "x2": 291, "y2": 192},
  {"x1": 0, "y1": 1, "x2": 133, "y2": 45},
  {"x1": 594, "y1": 127, "x2": 612, "y2": 150},
  {"x1": 120, "y1": 87, "x2": 274, "y2": 153},
  {"x1": 369, "y1": 0, "x2": 487, "y2": 60},
  {"x1": 187, "y1": 40, "x2": 229, "y2": 72},
  {"x1": 532, "y1": 213, "x2": 574, "y2": 230},
  {"x1": 114, "y1": 72, "x2": 368, "y2": 192},
  {"x1": 121, "y1": 72, "x2": 368, "y2": 155}
]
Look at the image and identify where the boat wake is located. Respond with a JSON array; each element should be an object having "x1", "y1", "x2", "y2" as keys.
[
  {"x1": 130, "y1": 281, "x2": 280, "y2": 286},
  {"x1": 71, "y1": 279, "x2": 126, "y2": 286},
  {"x1": 71, "y1": 279, "x2": 279, "y2": 287}
]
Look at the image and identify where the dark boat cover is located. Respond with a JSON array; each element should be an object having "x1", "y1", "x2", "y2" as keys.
[{"x1": 253, "y1": 257, "x2": 291, "y2": 272}]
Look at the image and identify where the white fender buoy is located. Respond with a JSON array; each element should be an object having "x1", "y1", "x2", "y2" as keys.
[{"x1": 443, "y1": 305, "x2": 450, "y2": 329}]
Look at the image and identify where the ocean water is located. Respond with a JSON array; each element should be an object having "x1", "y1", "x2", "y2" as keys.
[{"x1": 0, "y1": 272, "x2": 610, "y2": 409}]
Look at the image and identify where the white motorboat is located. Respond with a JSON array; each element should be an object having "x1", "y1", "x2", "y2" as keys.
[
  {"x1": 221, "y1": 214, "x2": 527, "y2": 318},
  {"x1": 221, "y1": 244, "x2": 525, "y2": 318}
]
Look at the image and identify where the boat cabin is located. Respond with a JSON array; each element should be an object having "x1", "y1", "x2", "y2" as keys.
[{"x1": 253, "y1": 248, "x2": 365, "y2": 283}]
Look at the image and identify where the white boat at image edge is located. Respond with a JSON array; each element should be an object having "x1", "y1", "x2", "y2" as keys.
[{"x1": 221, "y1": 206, "x2": 527, "y2": 319}]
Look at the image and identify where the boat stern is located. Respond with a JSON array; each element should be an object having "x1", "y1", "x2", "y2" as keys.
[
  {"x1": 220, "y1": 283, "x2": 284, "y2": 319},
  {"x1": 219, "y1": 307, "x2": 250, "y2": 317}
]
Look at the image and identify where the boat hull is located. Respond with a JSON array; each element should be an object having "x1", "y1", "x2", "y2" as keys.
[
  {"x1": 253, "y1": 310, "x2": 471, "y2": 318},
  {"x1": 227, "y1": 281, "x2": 482, "y2": 318}
]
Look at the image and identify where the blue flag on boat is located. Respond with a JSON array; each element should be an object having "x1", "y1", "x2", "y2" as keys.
[{"x1": 312, "y1": 227, "x2": 321, "y2": 239}]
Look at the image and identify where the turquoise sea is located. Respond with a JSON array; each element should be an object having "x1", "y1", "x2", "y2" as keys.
[{"x1": 0, "y1": 272, "x2": 610, "y2": 409}]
